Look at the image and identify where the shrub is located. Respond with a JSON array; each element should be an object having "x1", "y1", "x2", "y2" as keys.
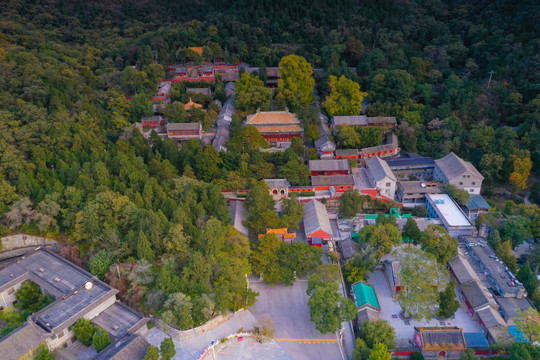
[
  {"x1": 34, "y1": 345, "x2": 54, "y2": 360},
  {"x1": 15, "y1": 281, "x2": 54, "y2": 312},
  {"x1": 410, "y1": 353, "x2": 424, "y2": 360},
  {"x1": 160, "y1": 337, "x2": 176, "y2": 360},
  {"x1": 92, "y1": 328, "x2": 111, "y2": 352},
  {"x1": 298, "y1": 191, "x2": 316, "y2": 197},
  {"x1": 144, "y1": 345, "x2": 159, "y2": 360},
  {"x1": 71, "y1": 318, "x2": 96, "y2": 346}
]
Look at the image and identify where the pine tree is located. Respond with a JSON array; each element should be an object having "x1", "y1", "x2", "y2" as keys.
[
  {"x1": 437, "y1": 279, "x2": 460, "y2": 318},
  {"x1": 136, "y1": 231, "x2": 154, "y2": 262}
]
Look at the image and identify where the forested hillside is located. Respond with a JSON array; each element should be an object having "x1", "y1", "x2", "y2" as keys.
[{"x1": 0, "y1": 0, "x2": 539, "y2": 326}]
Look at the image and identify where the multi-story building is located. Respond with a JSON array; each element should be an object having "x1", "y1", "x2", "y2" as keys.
[
  {"x1": 0, "y1": 249, "x2": 149, "y2": 360},
  {"x1": 434, "y1": 152, "x2": 484, "y2": 194},
  {"x1": 396, "y1": 181, "x2": 442, "y2": 207},
  {"x1": 425, "y1": 194, "x2": 477, "y2": 237},
  {"x1": 365, "y1": 156, "x2": 397, "y2": 200}
]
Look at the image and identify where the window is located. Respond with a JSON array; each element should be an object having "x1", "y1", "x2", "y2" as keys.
[
  {"x1": 463, "y1": 175, "x2": 466, "y2": 178},
  {"x1": 7, "y1": 287, "x2": 14, "y2": 295},
  {"x1": 459, "y1": 182, "x2": 463, "y2": 185},
  {"x1": 467, "y1": 175, "x2": 470, "y2": 178},
  {"x1": 470, "y1": 189, "x2": 474, "y2": 193},
  {"x1": 386, "y1": 182, "x2": 391, "y2": 187},
  {"x1": 58, "y1": 330, "x2": 64, "y2": 338},
  {"x1": 472, "y1": 182, "x2": 476, "y2": 185}
]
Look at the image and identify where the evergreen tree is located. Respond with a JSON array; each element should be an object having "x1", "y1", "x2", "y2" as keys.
[
  {"x1": 136, "y1": 231, "x2": 155, "y2": 262},
  {"x1": 437, "y1": 279, "x2": 460, "y2": 318},
  {"x1": 160, "y1": 337, "x2": 176, "y2": 360}
]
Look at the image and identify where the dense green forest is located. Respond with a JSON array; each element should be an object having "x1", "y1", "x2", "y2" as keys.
[{"x1": 0, "y1": 0, "x2": 539, "y2": 328}]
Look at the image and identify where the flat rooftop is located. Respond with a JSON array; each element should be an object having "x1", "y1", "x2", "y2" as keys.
[
  {"x1": 426, "y1": 194, "x2": 472, "y2": 227},
  {"x1": 91, "y1": 302, "x2": 144, "y2": 339},
  {"x1": 461, "y1": 236, "x2": 522, "y2": 296},
  {"x1": 35, "y1": 280, "x2": 113, "y2": 331},
  {"x1": 0, "y1": 250, "x2": 92, "y2": 296}
]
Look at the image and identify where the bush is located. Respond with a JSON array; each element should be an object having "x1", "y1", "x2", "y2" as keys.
[
  {"x1": 412, "y1": 206, "x2": 428, "y2": 217},
  {"x1": 34, "y1": 345, "x2": 54, "y2": 360},
  {"x1": 144, "y1": 345, "x2": 159, "y2": 360},
  {"x1": 92, "y1": 328, "x2": 111, "y2": 352},
  {"x1": 160, "y1": 337, "x2": 176, "y2": 360},
  {"x1": 71, "y1": 318, "x2": 96, "y2": 346},
  {"x1": 298, "y1": 191, "x2": 316, "y2": 197},
  {"x1": 410, "y1": 353, "x2": 424, "y2": 360},
  {"x1": 15, "y1": 281, "x2": 54, "y2": 313}
]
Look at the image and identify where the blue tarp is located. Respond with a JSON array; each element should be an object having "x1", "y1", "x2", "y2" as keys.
[
  {"x1": 464, "y1": 332, "x2": 489, "y2": 348},
  {"x1": 509, "y1": 326, "x2": 529, "y2": 342},
  {"x1": 311, "y1": 237, "x2": 322, "y2": 245}
]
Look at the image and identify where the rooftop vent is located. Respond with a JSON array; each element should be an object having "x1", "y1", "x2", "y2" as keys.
[
  {"x1": 112, "y1": 325, "x2": 119, "y2": 330},
  {"x1": 54, "y1": 277, "x2": 61, "y2": 282},
  {"x1": 10, "y1": 274, "x2": 14, "y2": 277},
  {"x1": 21, "y1": 257, "x2": 25, "y2": 260},
  {"x1": 85, "y1": 282, "x2": 93, "y2": 290},
  {"x1": 39, "y1": 268, "x2": 45, "y2": 272}
]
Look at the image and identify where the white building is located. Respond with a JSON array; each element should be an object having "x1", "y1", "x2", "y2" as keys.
[
  {"x1": 365, "y1": 156, "x2": 397, "y2": 200},
  {"x1": 434, "y1": 152, "x2": 484, "y2": 194}
]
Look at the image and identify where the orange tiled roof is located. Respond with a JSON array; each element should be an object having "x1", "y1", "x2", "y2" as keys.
[
  {"x1": 188, "y1": 47, "x2": 203, "y2": 56},
  {"x1": 245, "y1": 111, "x2": 300, "y2": 126},
  {"x1": 259, "y1": 228, "x2": 296, "y2": 239},
  {"x1": 184, "y1": 98, "x2": 202, "y2": 110},
  {"x1": 251, "y1": 125, "x2": 303, "y2": 134}
]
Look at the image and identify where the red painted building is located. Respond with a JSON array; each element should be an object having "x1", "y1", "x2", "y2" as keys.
[
  {"x1": 303, "y1": 200, "x2": 333, "y2": 246},
  {"x1": 335, "y1": 149, "x2": 359, "y2": 160},
  {"x1": 244, "y1": 110, "x2": 303, "y2": 143},
  {"x1": 142, "y1": 115, "x2": 165, "y2": 127}
]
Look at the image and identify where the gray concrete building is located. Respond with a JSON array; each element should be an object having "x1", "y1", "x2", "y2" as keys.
[
  {"x1": 0, "y1": 249, "x2": 149, "y2": 360},
  {"x1": 434, "y1": 152, "x2": 484, "y2": 194}
]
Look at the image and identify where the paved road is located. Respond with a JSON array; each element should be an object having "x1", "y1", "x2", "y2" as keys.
[{"x1": 249, "y1": 279, "x2": 343, "y2": 360}]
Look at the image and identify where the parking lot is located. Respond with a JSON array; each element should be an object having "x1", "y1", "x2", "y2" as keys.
[{"x1": 249, "y1": 278, "x2": 344, "y2": 360}]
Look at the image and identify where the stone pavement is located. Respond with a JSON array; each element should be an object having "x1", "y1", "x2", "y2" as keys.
[
  {"x1": 213, "y1": 338, "x2": 292, "y2": 360},
  {"x1": 145, "y1": 310, "x2": 259, "y2": 360},
  {"x1": 367, "y1": 270, "x2": 483, "y2": 347}
]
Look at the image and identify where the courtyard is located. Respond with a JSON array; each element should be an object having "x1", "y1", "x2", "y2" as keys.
[
  {"x1": 249, "y1": 278, "x2": 346, "y2": 360},
  {"x1": 367, "y1": 270, "x2": 484, "y2": 347}
]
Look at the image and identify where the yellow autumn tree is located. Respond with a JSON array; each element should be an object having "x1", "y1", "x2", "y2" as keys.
[
  {"x1": 509, "y1": 152, "x2": 532, "y2": 191},
  {"x1": 323, "y1": 75, "x2": 367, "y2": 117}
]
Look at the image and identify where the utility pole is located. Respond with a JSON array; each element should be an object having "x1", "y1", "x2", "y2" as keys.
[{"x1": 487, "y1": 71, "x2": 495, "y2": 89}]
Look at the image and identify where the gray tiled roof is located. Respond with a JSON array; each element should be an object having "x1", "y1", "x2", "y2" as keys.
[
  {"x1": 418, "y1": 327, "x2": 466, "y2": 350},
  {"x1": 308, "y1": 159, "x2": 349, "y2": 172},
  {"x1": 333, "y1": 116, "x2": 368, "y2": 127},
  {"x1": 461, "y1": 280, "x2": 496, "y2": 309},
  {"x1": 366, "y1": 156, "x2": 397, "y2": 182},
  {"x1": 303, "y1": 200, "x2": 333, "y2": 237},
  {"x1": 167, "y1": 122, "x2": 201, "y2": 131},
  {"x1": 264, "y1": 179, "x2": 291, "y2": 188},
  {"x1": 435, "y1": 152, "x2": 484, "y2": 180},
  {"x1": 311, "y1": 175, "x2": 355, "y2": 187},
  {"x1": 0, "y1": 323, "x2": 48, "y2": 360},
  {"x1": 335, "y1": 149, "x2": 358, "y2": 156},
  {"x1": 448, "y1": 255, "x2": 479, "y2": 285}
]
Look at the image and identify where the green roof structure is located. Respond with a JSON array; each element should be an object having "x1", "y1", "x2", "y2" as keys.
[{"x1": 352, "y1": 282, "x2": 380, "y2": 309}]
